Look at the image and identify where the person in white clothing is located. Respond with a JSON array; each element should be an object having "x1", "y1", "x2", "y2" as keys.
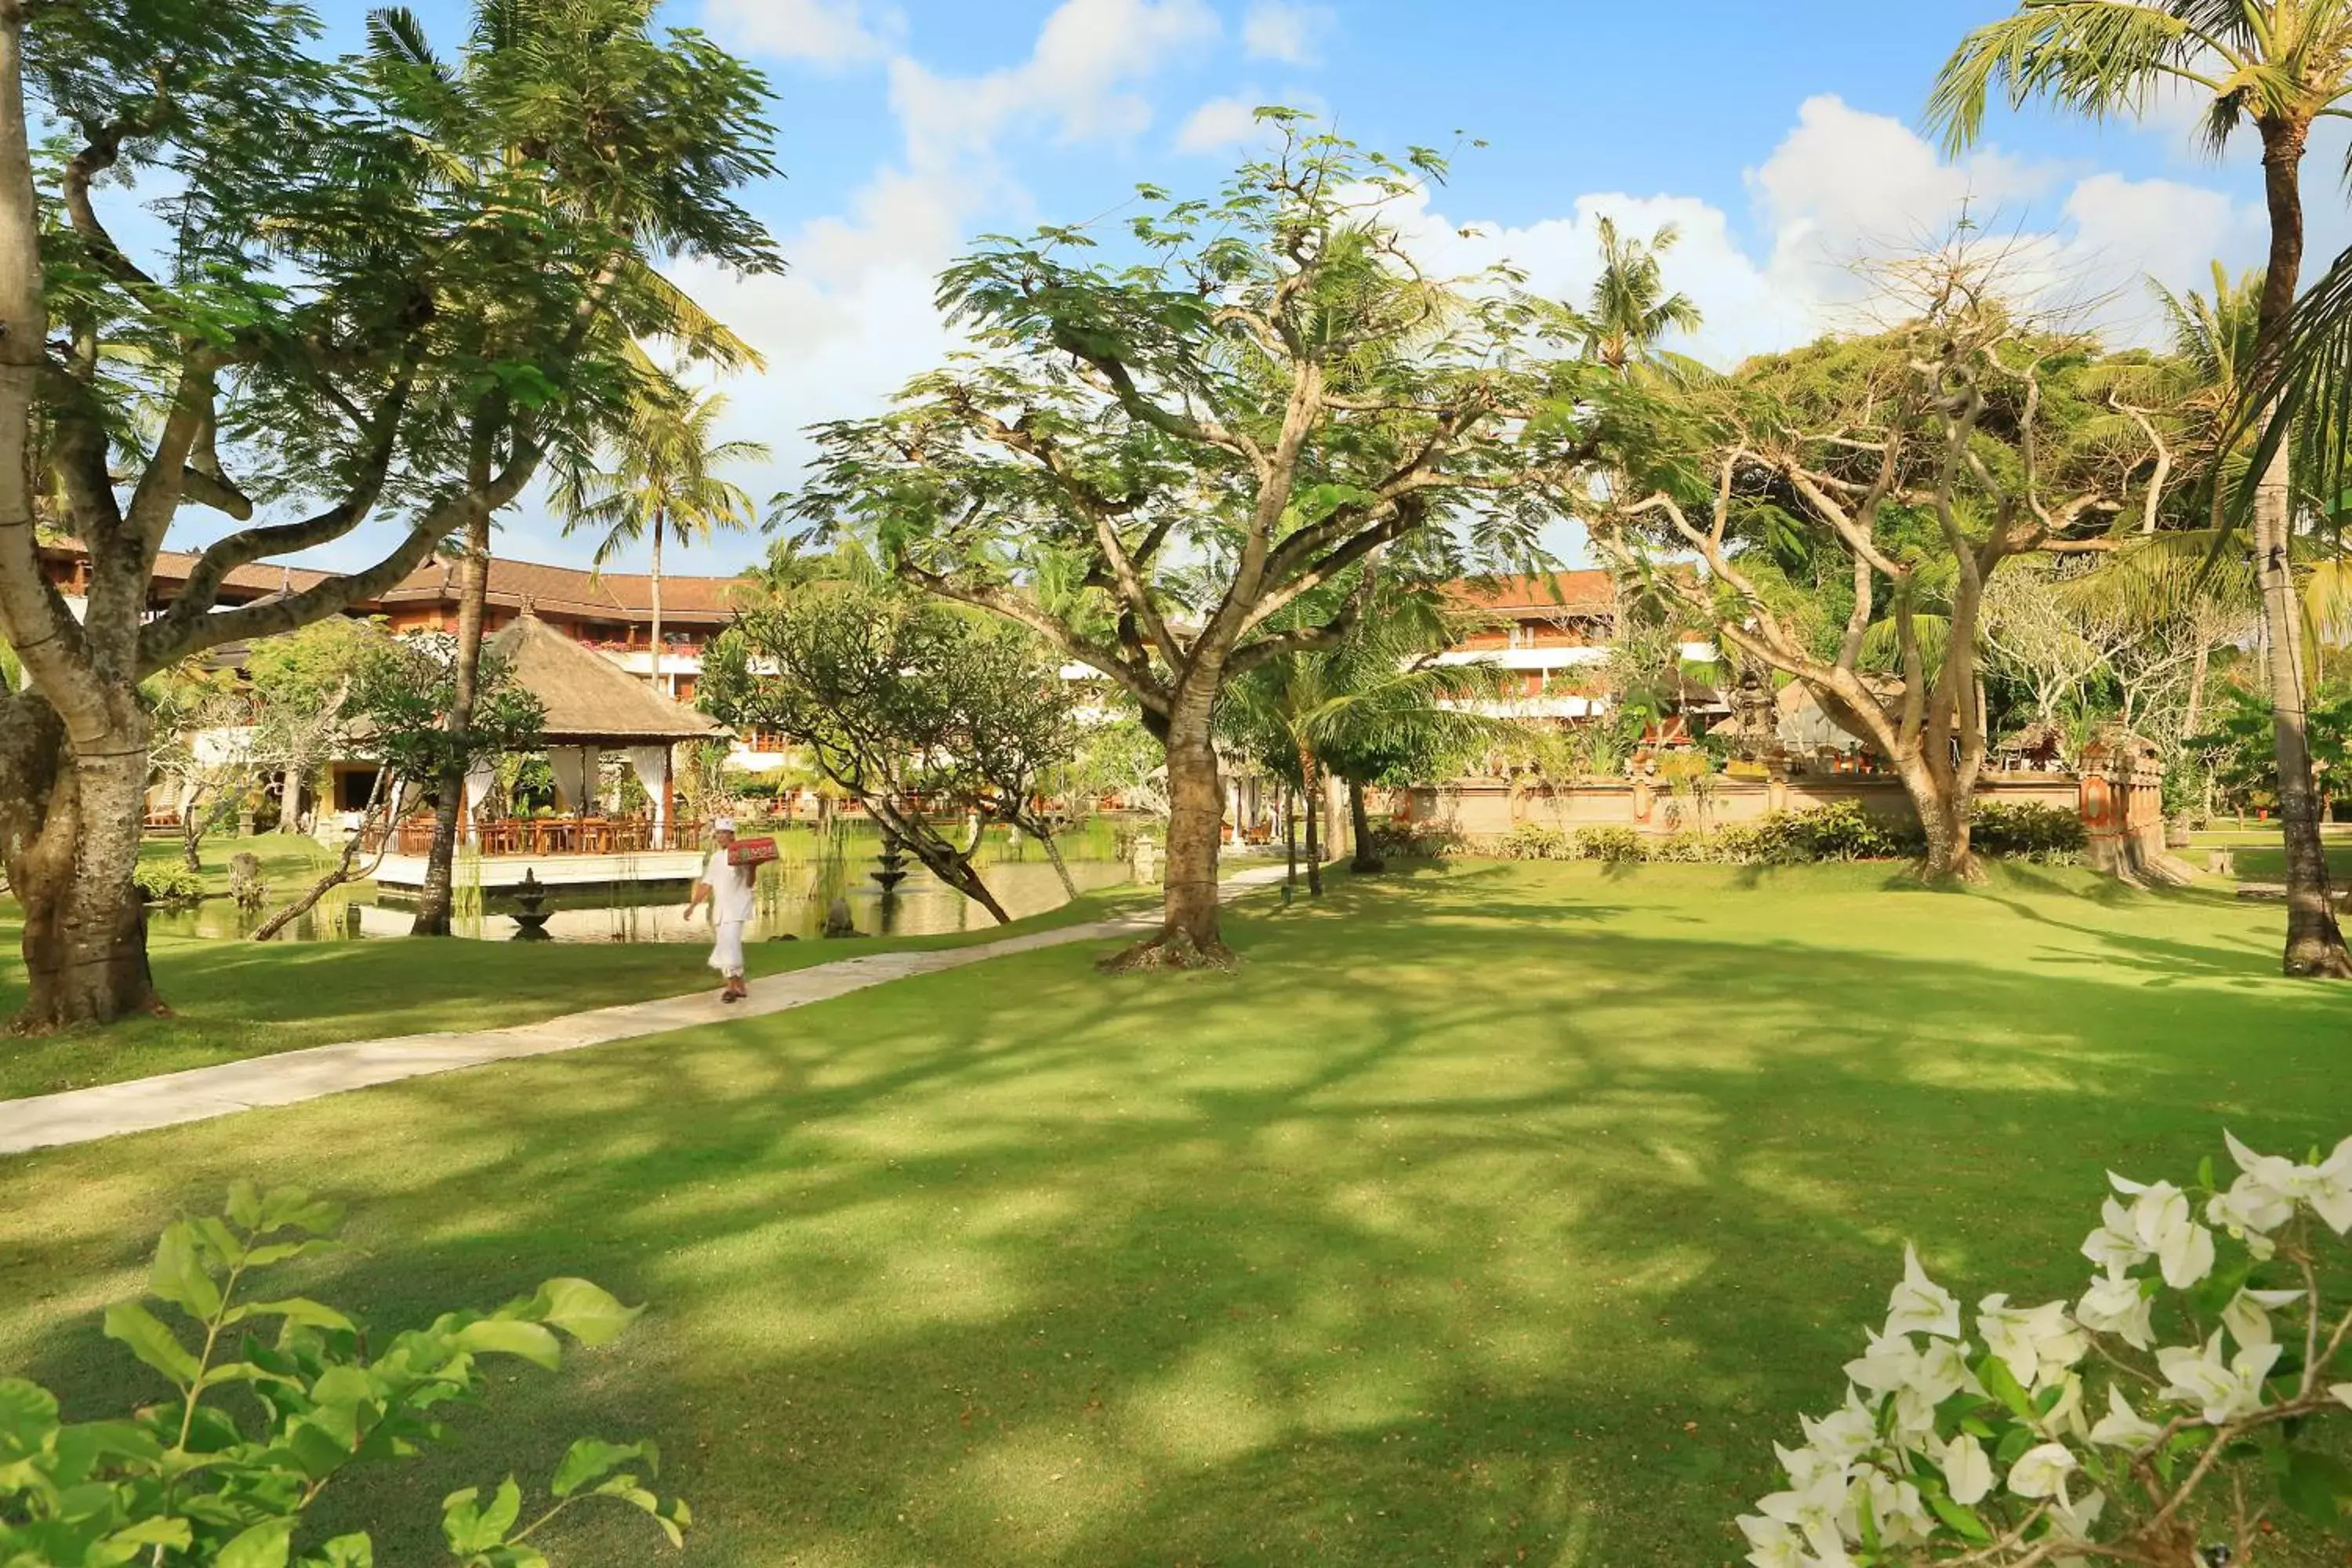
[{"x1": 684, "y1": 817, "x2": 757, "y2": 1002}]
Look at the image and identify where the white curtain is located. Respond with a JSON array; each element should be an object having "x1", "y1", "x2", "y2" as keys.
[
  {"x1": 626, "y1": 745, "x2": 670, "y2": 848},
  {"x1": 548, "y1": 746, "x2": 596, "y2": 814},
  {"x1": 462, "y1": 757, "x2": 500, "y2": 844}
]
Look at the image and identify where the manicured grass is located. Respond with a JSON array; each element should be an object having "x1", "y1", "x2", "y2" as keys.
[
  {"x1": 2, "y1": 862, "x2": 2349, "y2": 1565},
  {"x1": 0, "y1": 880, "x2": 1146, "y2": 1101},
  {"x1": 2220, "y1": 844, "x2": 2352, "y2": 883}
]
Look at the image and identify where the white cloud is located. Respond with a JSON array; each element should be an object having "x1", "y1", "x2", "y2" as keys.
[
  {"x1": 700, "y1": 0, "x2": 903, "y2": 68},
  {"x1": 1177, "y1": 95, "x2": 1265, "y2": 154},
  {"x1": 655, "y1": 0, "x2": 1222, "y2": 526},
  {"x1": 1242, "y1": 2, "x2": 1333, "y2": 65},
  {"x1": 1385, "y1": 94, "x2": 2263, "y2": 371}
]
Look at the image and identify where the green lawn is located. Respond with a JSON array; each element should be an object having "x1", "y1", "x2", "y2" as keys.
[
  {"x1": 2, "y1": 862, "x2": 2349, "y2": 1565},
  {"x1": 0, "y1": 849, "x2": 1145, "y2": 1100}
]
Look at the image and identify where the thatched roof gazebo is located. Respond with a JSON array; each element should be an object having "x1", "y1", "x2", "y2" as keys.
[{"x1": 472, "y1": 609, "x2": 724, "y2": 850}]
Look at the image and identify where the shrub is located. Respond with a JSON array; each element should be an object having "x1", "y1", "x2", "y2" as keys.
[
  {"x1": 1572, "y1": 826, "x2": 1648, "y2": 862},
  {"x1": 1367, "y1": 822, "x2": 1463, "y2": 859},
  {"x1": 0, "y1": 1185, "x2": 688, "y2": 1566},
  {"x1": 1971, "y1": 800, "x2": 2086, "y2": 861},
  {"x1": 1785, "y1": 799, "x2": 1914, "y2": 860},
  {"x1": 1737, "y1": 1130, "x2": 2352, "y2": 1566},
  {"x1": 1494, "y1": 824, "x2": 1570, "y2": 861},
  {"x1": 133, "y1": 861, "x2": 204, "y2": 905}
]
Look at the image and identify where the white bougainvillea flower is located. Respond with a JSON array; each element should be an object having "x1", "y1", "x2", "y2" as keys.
[
  {"x1": 1936, "y1": 1432, "x2": 1994, "y2": 1506},
  {"x1": 2108, "y1": 1175, "x2": 2216, "y2": 1288},
  {"x1": 2074, "y1": 1269, "x2": 2155, "y2": 1350},
  {"x1": 2224, "y1": 1131, "x2": 2352, "y2": 1235},
  {"x1": 1737, "y1": 1512, "x2": 1809, "y2": 1568},
  {"x1": 1848, "y1": 1466, "x2": 1934, "y2": 1548},
  {"x1": 2088, "y1": 1385, "x2": 2165, "y2": 1451},
  {"x1": 2007, "y1": 1440, "x2": 2079, "y2": 1500},
  {"x1": 1886, "y1": 1244, "x2": 1962, "y2": 1339},
  {"x1": 1774, "y1": 1441, "x2": 1842, "y2": 1491},
  {"x1": 1798, "y1": 1392, "x2": 1878, "y2": 1468},
  {"x1": 1755, "y1": 1465, "x2": 1853, "y2": 1560},
  {"x1": 2049, "y1": 1483, "x2": 2107, "y2": 1567},
  {"x1": 2156, "y1": 1331, "x2": 2280, "y2": 1424},
  {"x1": 1842, "y1": 1329, "x2": 1919, "y2": 1397},
  {"x1": 2219, "y1": 1287, "x2": 2304, "y2": 1352},
  {"x1": 2330, "y1": 1383, "x2": 2352, "y2": 1413},
  {"x1": 2307, "y1": 1135, "x2": 2352, "y2": 1233},
  {"x1": 1978, "y1": 1294, "x2": 2087, "y2": 1391},
  {"x1": 2080, "y1": 1196, "x2": 2150, "y2": 1273},
  {"x1": 1911, "y1": 1336, "x2": 1981, "y2": 1404}
]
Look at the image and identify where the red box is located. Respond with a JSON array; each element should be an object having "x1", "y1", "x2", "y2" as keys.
[{"x1": 727, "y1": 836, "x2": 779, "y2": 867}]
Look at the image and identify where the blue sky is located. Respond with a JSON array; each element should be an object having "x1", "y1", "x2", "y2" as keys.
[{"x1": 244, "y1": 1, "x2": 2319, "y2": 575}]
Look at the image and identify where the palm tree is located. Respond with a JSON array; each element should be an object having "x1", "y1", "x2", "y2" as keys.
[
  {"x1": 1931, "y1": 2, "x2": 2352, "y2": 977},
  {"x1": 557, "y1": 382, "x2": 769, "y2": 700},
  {"x1": 1581, "y1": 216, "x2": 1703, "y2": 374}
]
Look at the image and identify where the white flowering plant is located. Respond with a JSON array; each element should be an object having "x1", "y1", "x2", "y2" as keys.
[{"x1": 1737, "y1": 1133, "x2": 2352, "y2": 1567}]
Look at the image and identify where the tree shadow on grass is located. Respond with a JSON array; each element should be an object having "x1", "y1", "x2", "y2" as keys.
[{"x1": 3, "y1": 869, "x2": 2349, "y2": 1565}]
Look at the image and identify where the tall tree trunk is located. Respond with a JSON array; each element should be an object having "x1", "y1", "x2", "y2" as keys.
[
  {"x1": 1105, "y1": 691, "x2": 1232, "y2": 969},
  {"x1": 2252, "y1": 118, "x2": 2352, "y2": 976},
  {"x1": 1896, "y1": 750, "x2": 1973, "y2": 884},
  {"x1": 411, "y1": 504, "x2": 492, "y2": 936},
  {"x1": 1347, "y1": 778, "x2": 1381, "y2": 873},
  {"x1": 1037, "y1": 826, "x2": 1079, "y2": 900},
  {"x1": 2182, "y1": 608, "x2": 2213, "y2": 744},
  {"x1": 648, "y1": 507, "x2": 664, "y2": 698},
  {"x1": 2, "y1": 695, "x2": 162, "y2": 1029},
  {"x1": 179, "y1": 782, "x2": 207, "y2": 873},
  {"x1": 1301, "y1": 750, "x2": 1323, "y2": 897},
  {"x1": 1285, "y1": 786, "x2": 1298, "y2": 899}
]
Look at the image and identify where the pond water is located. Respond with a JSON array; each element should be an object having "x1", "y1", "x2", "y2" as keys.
[{"x1": 151, "y1": 822, "x2": 1134, "y2": 945}]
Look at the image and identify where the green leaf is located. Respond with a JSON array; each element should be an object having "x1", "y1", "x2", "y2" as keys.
[
  {"x1": 103, "y1": 1302, "x2": 200, "y2": 1386},
  {"x1": 233, "y1": 1298, "x2": 355, "y2": 1334},
  {"x1": 1973, "y1": 1354, "x2": 2034, "y2": 1421},
  {"x1": 2280, "y1": 1449, "x2": 2352, "y2": 1525},
  {"x1": 455, "y1": 1319, "x2": 563, "y2": 1370},
  {"x1": 533, "y1": 1279, "x2": 642, "y2": 1347},
  {"x1": 105, "y1": 1515, "x2": 195, "y2": 1550},
  {"x1": 0, "y1": 1377, "x2": 60, "y2": 1450},
  {"x1": 307, "y1": 1534, "x2": 375, "y2": 1568},
  {"x1": 150, "y1": 1223, "x2": 224, "y2": 1321},
  {"x1": 218, "y1": 1516, "x2": 296, "y2": 1568},
  {"x1": 227, "y1": 1181, "x2": 263, "y2": 1230},
  {"x1": 552, "y1": 1438, "x2": 649, "y2": 1499},
  {"x1": 594, "y1": 1478, "x2": 688, "y2": 1548},
  {"x1": 1926, "y1": 1491, "x2": 1992, "y2": 1543},
  {"x1": 442, "y1": 1477, "x2": 524, "y2": 1553}
]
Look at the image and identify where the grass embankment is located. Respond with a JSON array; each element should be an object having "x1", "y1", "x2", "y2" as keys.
[
  {"x1": 0, "y1": 838, "x2": 1146, "y2": 1099},
  {"x1": 3, "y1": 862, "x2": 2348, "y2": 1564}
]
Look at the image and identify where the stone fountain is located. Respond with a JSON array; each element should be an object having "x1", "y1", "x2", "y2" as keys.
[{"x1": 509, "y1": 867, "x2": 555, "y2": 941}]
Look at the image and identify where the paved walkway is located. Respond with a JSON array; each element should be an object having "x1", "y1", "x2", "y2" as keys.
[{"x1": 0, "y1": 867, "x2": 1290, "y2": 1159}]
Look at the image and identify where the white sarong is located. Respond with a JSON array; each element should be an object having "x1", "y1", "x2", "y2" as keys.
[{"x1": 709, "y1": 920, "x2": 746, "y2": 978}]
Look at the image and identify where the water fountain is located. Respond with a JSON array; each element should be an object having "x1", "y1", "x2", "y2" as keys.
[
  {"x1": 871, "y1": 840, "x2": 911, "y2": 894},
  {"x1": 509, "y1": 868, "x2": 555, "y2": 942}
]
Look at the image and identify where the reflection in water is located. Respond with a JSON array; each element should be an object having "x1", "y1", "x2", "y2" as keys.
[{"x1": 150, "y1": 823, "x2": 1134, "y2": 945}]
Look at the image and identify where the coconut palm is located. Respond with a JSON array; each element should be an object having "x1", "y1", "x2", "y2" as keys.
[
  {"x1": 1931, "y1": 0, "x2": 2352, "y2": 977},
  {"x1": 1581, "y1": 216, "x2": 1703, "y2": 375},
  {"x1": 557, "y1": 382, "x2": 769, "y2": 699}
]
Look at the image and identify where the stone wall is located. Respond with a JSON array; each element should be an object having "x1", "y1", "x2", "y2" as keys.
[{"x1": 1385, "y1": 771, "x2": 2084, "y2": 841}]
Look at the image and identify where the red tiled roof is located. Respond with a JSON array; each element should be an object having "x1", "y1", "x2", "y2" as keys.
[
  {"x1": 139, "y1": 550, "x2": 342, "y2": 601},
  {"x1": 376, "y1": 557, "x2": 758, "y2": 623},
  {"x1": 1442, "y1": 571, "x2": 1616, "y2": 616}
]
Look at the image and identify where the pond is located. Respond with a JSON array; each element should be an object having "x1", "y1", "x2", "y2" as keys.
[{"x1": 151, "y1": 820, "x2": 1136, "y2": 945}]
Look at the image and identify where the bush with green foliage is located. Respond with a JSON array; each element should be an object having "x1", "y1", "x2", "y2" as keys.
[
  {"x1": 1493, "y1": 824, "x2": 1571, "y2": 861},
  {"x1": 1363, "y1": 822, "x2": 1465, "y2": 860},
  {"x1": 1969, "y1": 801, "x2": 2087, "y2": 862},
  {"x1": 132, "y1": 862, "x2": 205, "y2": 906},
  {"x1": 0, "y1": 1185, "x2": 685, "y2": 1567},
  {"x1": 1571, "y1": 826, "x2": 1650, "y2": 863}
]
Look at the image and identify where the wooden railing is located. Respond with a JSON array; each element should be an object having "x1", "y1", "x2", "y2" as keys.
[{"x1": 372, "y1": 816, "x2": 706, "y2": 857}]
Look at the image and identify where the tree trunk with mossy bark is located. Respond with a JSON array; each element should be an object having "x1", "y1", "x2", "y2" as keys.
[{"x1": 411, "y1": 485, "x2": 494, "y2": 936}]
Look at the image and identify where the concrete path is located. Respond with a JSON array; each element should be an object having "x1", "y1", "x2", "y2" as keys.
[{"x1": 0, "y1": 866, "x2": 1290, "y2": 1158}]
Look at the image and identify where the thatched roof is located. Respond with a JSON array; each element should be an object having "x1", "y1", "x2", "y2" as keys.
[{"x1": 487, "y1": 611, "x2": 724, "y2": 745}]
